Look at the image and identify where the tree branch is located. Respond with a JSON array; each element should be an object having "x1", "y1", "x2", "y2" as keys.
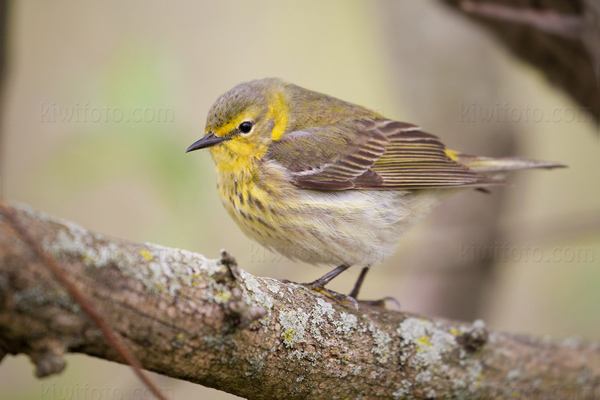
[
  {"x1": 441, "y1": 0, "x2": 600, "y2": 124},
  {"x1": 460, "y1": 1, "x2": 584, "y2": 39},
  {"x1": 0, "y1": 204, "x2": 599, "y2": 399},
  {"x1": 0, "y1": 202, "x2": 170, "y2": 400}
]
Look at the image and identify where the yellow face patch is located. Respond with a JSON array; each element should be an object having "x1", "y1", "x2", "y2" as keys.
[
  {"x1": 209, "y1": 135, "x2": 269, "y2": 174},
  {"x1": 212, "y1": 114, "x2": 250, "y2": 138},
  {"x1": 268, "y1": 91, "x2": 290, "y2": 141},
  {"x1": 210, "y1": 143, "x2": 254, "y2": 174}
]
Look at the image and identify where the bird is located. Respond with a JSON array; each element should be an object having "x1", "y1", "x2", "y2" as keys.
[{"x1": 186, "y1": 78, "x2": 564, "y2": 305}]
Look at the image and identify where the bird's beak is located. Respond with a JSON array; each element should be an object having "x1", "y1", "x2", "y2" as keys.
[{"x1": 186, "y1": 133, "x2": 229, "y2": 153}]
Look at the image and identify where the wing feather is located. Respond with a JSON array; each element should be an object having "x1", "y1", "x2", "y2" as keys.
[{"x1": 267, "y1": 118, "x2": 503, "y2": 190}]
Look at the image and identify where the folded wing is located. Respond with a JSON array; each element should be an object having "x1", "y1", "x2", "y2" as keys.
[{"x1": 267, "y1": 119, "x2": 503, "y2": 190}]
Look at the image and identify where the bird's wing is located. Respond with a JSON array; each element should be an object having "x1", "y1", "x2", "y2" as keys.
[{"x1": 267, "y1": 119, "x2": 503, "y2": 190}]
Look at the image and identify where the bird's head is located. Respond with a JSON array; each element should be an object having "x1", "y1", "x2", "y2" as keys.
[{"x1": 186, "y1": 78, "x2": 290, "y2": 168}]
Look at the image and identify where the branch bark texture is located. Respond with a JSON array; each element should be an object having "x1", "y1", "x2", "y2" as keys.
[{"x1": 0, "y1": 204, "x2": 599, "y2": 399}]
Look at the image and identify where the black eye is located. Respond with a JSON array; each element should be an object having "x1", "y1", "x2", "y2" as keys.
[{"x1": 239, "y1": 121, "x2": 253, "y2": 134}]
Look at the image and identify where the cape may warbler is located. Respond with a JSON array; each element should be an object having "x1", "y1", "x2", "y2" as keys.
[{"x1": 187, "y1": 78, "x2": 563, "y2": 302}]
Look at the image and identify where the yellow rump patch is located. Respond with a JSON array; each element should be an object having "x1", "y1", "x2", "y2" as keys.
[
  {"x1": 269, "y1": 91, "x2": 289, "y2": 141},
  {"x1": 445, "y1": 149, "x2": 461, "y2": 162}
]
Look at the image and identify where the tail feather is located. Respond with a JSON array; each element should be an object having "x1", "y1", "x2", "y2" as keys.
[{"x1": 450, "y1": 153, "x2": 567, "y2": 173}]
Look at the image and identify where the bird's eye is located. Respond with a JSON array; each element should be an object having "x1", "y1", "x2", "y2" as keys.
[{"x1": 239, "y1": 121, "x2": 253, "y2": 134}]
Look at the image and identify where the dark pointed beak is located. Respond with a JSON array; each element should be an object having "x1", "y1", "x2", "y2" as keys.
[{"x1": 186, "y1": 133, "x2": 229, "y2": 153}]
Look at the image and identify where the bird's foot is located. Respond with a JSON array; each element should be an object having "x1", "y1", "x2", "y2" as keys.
[
  {"x1": 299, "y1": 284, "x2": 398, "y2": 310},
  {"x1": 281, "y1": 264, "x2": 400, "y2": 310},
  {"x1": 302, "y1": 284, "x2": 360, "y2": 310},
  {"x1": 356, "y1": 297, "x2": 400, "y2": 309},
  {"x1": 281, "y1": 264, "x2": 360, "y2": 309},
  {"x1": 349, "y1": 266, "x2": 400, "y2": 309}
]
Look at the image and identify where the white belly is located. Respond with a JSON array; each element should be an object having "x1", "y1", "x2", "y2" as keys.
[{"x1": 248, "y1": 189, "x2": 441, "y2": 267}]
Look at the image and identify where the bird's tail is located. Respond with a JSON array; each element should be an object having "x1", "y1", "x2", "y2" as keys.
[{"x1": 445, "y1": 150, "x2": 567, "y2": 173}]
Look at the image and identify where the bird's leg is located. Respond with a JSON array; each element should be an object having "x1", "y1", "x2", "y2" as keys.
[
  {"x1": 349, "y1": 266, "x2": 400, "y2": 309},
  {"x1": 305, "y1": 264, "x2": 351, "y2": 289},
  {"x1": 284, "y1": 264, "x2": 398, "y2": 310},
  {"x1": 306, "y1": 264, "x2": 360, "y2": 309},
  {"x1": 281, "y1": 264, "x2": 359, "y2": 309},
  {"x1": 348, "y1": 266, "x2": 370, "y2": 299}
]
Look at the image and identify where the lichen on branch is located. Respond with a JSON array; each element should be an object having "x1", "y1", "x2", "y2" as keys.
[{"x1": 0, "y1": 204, "x2": 599, "y2": 399}]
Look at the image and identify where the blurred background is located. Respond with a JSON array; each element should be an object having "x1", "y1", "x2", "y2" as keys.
[{"x1": 0, "y1": 0, "x2": 598, "y2": 399}]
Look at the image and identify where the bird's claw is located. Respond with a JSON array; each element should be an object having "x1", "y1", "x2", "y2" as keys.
[
  {"x1": 306, "y1": 285, "x2": 360, "y2": 310},
  {"x1": 357, "y1": 296, "x2": 400, "y2": 309}
]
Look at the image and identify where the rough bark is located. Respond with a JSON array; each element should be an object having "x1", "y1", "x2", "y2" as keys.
[
  {"x1": 441, "y1": 0, "x2": 600, "y2": 124},
  {"x1": 0, "y1": 204, "x2": 599, "y2": 399}
]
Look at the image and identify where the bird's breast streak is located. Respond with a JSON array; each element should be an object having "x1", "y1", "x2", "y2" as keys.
[{"x1": 216, "y1": 171, "x2": 281, "y2": 241}]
